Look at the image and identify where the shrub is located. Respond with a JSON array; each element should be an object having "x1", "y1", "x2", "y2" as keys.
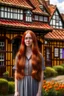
[
  {"x1": 3, "y1": 71, "x2": 9, "y2": 77},
  {"x1": 0, "y1": 78, "x2": 8, "y2": 95},
  {"x1": 47, "y1": 88, "x2": 57, "y2": 96},
  {"x1": 8, "y1": 81, "x2": 15, "y2": 94},
  {"x1": 44, "y1": 67, "x2": 57, "y2": 78},
  {"x1": 53, "y1": 65, "x2": 64, "y2": 75},
  {"x1": 60, "y1": 64, "x2": 64, "y2": 68},
  {"x1": 60, "y1": 64, "x2": 64, "y2": 74}
]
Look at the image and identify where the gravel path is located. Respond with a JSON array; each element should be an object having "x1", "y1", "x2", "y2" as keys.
[{"x1": 46, "y1": 75, "x2": 64, "y2": 83}]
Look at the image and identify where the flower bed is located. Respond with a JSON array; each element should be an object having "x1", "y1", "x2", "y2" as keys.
[{"x1": 42, "y1": 80, "x2": 64, "y2": 96}]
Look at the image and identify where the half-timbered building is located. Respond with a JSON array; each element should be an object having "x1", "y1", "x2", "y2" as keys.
[
  {"x1": 0, "y1": 0, "x2": 64, "y2": 77},
  {"x1": 0, "y1": 0, "x2": 52, "y2": 77},
  {"x1": 44, "y1": 1, "x2": 64, "y2": 66}
]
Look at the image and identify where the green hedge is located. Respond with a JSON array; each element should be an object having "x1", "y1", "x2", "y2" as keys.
[
  {"x1": 0, "y1": 78, "x2": 15, "y2": 95},
  {"x1": 0, "y1": 78, "x2": 8, "y2": 95},
  {"x1": 60, "y1": 64, "x2": 64, "y2": 74},
  {"x1": 53, "y1": 65, "x2": 64, "y2": 75},
  {"x1": 44, "y1": 67, "x2": 57, "y2": 78},
  {"x1": 8, "y1": 81, "x2": 15, "y2": 94}
]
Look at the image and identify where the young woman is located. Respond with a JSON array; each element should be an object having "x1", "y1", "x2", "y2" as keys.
[{"x1": 14, "y1": 30, "x2": 45, "y2": 96}]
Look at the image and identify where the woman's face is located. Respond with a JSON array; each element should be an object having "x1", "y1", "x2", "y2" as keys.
[{"x1": 24, "y1": 33, "x2": 33, "y2": 47}]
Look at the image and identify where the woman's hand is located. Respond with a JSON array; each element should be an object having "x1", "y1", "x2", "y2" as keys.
[
  {"x1": 14, "y1": 92, "x2": 19, "y2": 96},
  {"x1": 36, "y1": 91, "x2": 41, "y2": 96}
]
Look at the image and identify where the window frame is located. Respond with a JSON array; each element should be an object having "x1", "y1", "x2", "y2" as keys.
[
  {"x1": 25, "y1": 10, "x2": 32, "y2": 22},
  {"x1": 0, "y1": 39, "x2": 6, "y2": 66},
  {"x1": 54, "y1": 47, "x2": 59, "y2": 58},
  {"x1": 0, "y1": 6, "x2": 23, "y2": 20}
]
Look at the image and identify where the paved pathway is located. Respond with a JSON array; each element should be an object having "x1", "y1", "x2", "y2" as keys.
[{"x1": 46, "y1": 75, "x2": 64, "y2": 83}]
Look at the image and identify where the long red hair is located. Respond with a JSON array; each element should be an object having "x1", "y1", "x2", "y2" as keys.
[{"x1": 15, "y1": 30, "x2": 42, "y2": 81}]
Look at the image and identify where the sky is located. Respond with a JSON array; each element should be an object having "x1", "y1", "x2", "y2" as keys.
[{"x1": 50, "y1": 0, "x2": 64, "y2": 13}]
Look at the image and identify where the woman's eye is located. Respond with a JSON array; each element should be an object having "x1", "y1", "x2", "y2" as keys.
[{"x1": 25, "y1": 37, "x2": 32, "y2": 39}]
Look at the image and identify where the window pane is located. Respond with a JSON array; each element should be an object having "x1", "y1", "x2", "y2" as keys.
[
  {"x1": 59, "y1": 21, "x2": 62, "y2": 26},
  {"x1": 62, "y1": 48, "x2": 64, "y2": 58},
  {"x1": 26, "y1": 15, "x2": 32, "y2": 22},
  {"x1": 50, "y1": 20, "x2": 52, "y2": 25},
  {"x1": 53, "y1": 20, "x2": 55, "y2": 25},
  {"x1": 20, "y1": 14, "x2": 23, "y2": 20},
  {"x1": 44, "y1": 17, "x2": 48, "y2": 22},
  {"x1": 54, "y1": 48, "x2": 59, "y2": 57},
  {"x1": 0, "y1": 6, "x2": 23, "y2": 20},
  {"x1": 35, "y1": 15, "x2": 38, "y2": 20},
  {"x1": 14, "y1": 13, "x2": 17, "y2": 19},
  {"x1": 53, "y1": 15, "x2": 55, "y2": 19},
  {"x1": 8, "y1": 12, "x2": 10, "y2": 18},
  {"x1": 39, "y1": 16, "x2": 43, "y2": 21},
  {"x1": 0, "y1": 40, "x2": 5, "y2": 66},
  {"x1": 5, "y1": 12, "x2": 8, "y2": 18},
  {"x1": 60, "y1": 54, "x2": 62, "y2": 59},
  {"x1": 0, "y1": 53, "x2": 4, "y2": 66},
  {"x1": 0, "y1": 42, "x2": 5, "y2": 50},
  {"x1": 60, "y1": 48, "x2": 62, "y2": 53},
  {"x1": 1, "y1": 11, "x2": 4, "y2": 17}
]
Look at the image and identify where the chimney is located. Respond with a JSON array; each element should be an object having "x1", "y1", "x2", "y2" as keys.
[{"x1": 45, "y1": 0, "x2": 50, "y2": 5}]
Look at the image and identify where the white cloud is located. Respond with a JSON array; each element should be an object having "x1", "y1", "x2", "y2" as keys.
[
  {"x1": 50, "y1": 0, "x2": 64, "y2": 13},
  {"x1": 50, "y1": 0, "x2": 58, "y2": 4}
]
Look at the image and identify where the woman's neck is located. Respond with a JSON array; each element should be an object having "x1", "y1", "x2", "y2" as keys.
[
  {"x1": 26, "y1": 47, "x2": 32, "y2": 57},
  {"x1": 26, "y1": 47, "x2": 32, "y2": 53}
]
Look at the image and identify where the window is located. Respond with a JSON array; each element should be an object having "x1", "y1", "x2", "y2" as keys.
[
  {"x1": 60, "y1": 48, "x2": 64, "y2": 59},
  {"x1": 50, "y1": 10, "x2": 63, "y2": 29},
  {"x1": 39, "y1": 16, "x2": 43, "y2": 21},
  {"x1": 25, "y1": 10, "x2": 32, "y2": 22},
  {"x1": 46, "y1": 48, "x2": 50, "y2": 61},
  {"x1": 34, "y1": 15, "x2": 38, "y2": 20},
  {"x1": 59, "y1": 21, "x2": 62, "y2": 26},
  {"x1": 44, "y1": 17, "x2": 48, "y2": 22},
  {"x1": 54, "y1": 48, "x2": 64, "y2": 59},
  {"x1": 0, "y1": 6, "x2": 23, "y2": 20},
  {"x1": 55, "y1": 15, "x2": 59, "y2": 23},
  {"x1": 53, "y1": 15, "x2": 55, "y2": 19},
  {"x1": 0, "y1": 41, "x2": 5, "y2": 66},
  {"x1": 54, "y1": 48, "x2": 59, "y2": 57},
  {"x1": 53, "y1": 20, "x2": 55, "y2": 25}
]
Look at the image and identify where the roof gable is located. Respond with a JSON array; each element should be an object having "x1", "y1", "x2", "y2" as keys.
[
  {"x1": 39, "y1": 0, "x2": 50, "y2": 15},
  {"x1": 29, "y1": 0, "x2": 48, "y2": 15},
  {"x1": 48, "y1": 4, "x2": 63, "y2": 22}
]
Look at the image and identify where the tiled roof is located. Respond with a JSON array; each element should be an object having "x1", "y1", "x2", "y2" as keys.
[
  {"x1": 0, "y1": 19, "x2": 52, "y2": 30},
  {"x1": 29, "y1": 0, "x2": 49, "y2": 15},
  {"x1": 48, "y1": 5, "x2": 56, "y2": 20},
  {"x1": 39, "y1": 0, "x2": 50, "y2": 15},
  {"x1": 45, "y1": 29, "x2": 64, "y2": 40},
  {"x1": 0, "y1": 0, "x2": 49, "y2": 15},
  {"x1": 0, "y1": 0, "x2": 33, "y2": 9},
  {"x1": 48, "y1": 5, "x2": 56, "y2": 15}
]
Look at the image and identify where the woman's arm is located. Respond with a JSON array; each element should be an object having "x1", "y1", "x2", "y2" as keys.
[
  {"x1": 14, "y1": 71, "x2": 19, "y2": 96},
  {"x1": 36, "y1": 71, "x2": 44, "y2": 96}
]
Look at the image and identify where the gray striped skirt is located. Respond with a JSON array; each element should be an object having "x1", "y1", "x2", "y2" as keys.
[{"x1": 17, "y1": 76, "x2": 42, "y2": 96}]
